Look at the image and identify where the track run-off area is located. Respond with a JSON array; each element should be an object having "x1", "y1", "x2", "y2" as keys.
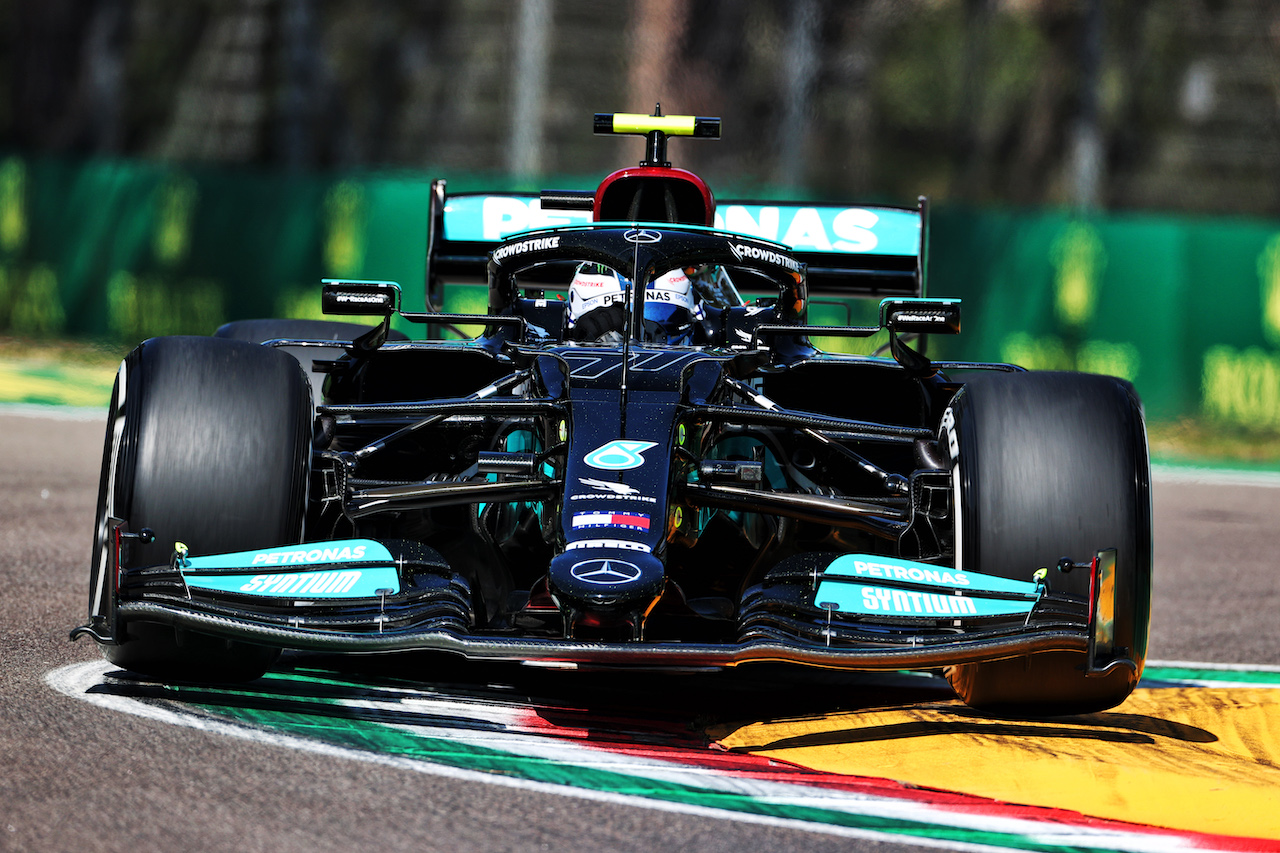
[
  {"x1": 45, "y1": 657, "x2": 1280, "y2": 852},
  {"x1": 5, "y1": 407, "x2": 1280, "y2": 853}
]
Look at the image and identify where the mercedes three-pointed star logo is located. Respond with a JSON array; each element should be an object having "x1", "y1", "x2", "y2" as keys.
[
  {"x1": 569, "y1": 558, "x2": 643, "y2": 585},
  {"x1": 623, "y1": 228, "x2": 662, "y2": 244}
]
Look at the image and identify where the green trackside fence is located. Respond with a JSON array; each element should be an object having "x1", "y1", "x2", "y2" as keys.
[{"x1": 3, "y1": 152, "x2": 1279, "y2": 426}]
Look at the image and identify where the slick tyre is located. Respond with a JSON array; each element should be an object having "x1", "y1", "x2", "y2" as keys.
[
  {"x1": 93, "y1": 336, "x2": 312, "y2": 681},
  {"x1": 941, "y1": 371, "x2": 1152, "y2": 715}
]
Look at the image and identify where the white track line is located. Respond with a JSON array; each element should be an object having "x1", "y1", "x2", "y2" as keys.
[
  {"x1": 44, "y1": 660, "x2": 1013, "y2": 853},
  {"x1": 0, "y1": 403, "x2": 106, "y2": 422},
  {"x1": 1150, "y1": 463, "x2": 1280, "y2": 488},
  {"x1": 46, "y1": 659, "x2": 1251, "y2": 853}
]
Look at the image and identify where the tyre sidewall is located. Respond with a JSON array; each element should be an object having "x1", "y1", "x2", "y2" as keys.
[{"x1": 941, "y1": 371, "x2": 1152, "y2": 713}]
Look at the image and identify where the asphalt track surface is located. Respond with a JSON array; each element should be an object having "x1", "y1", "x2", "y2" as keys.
[{"x1": 3, "y1": 410, "x2": 1279, "y2": 853}]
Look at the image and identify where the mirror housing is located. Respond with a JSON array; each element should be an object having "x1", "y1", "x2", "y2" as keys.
[
  {"x1": 879, "y1": 298, "x2": 960, "y2": 335},
  {"x1": 322, "y1": 280, "x2": 402, "y2": 317}
]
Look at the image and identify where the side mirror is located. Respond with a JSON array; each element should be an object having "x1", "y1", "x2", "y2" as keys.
[
  {"x1": 879, "y1": 298, "x2": 960, "y2": 335},
  {"x1": 321, "y1": 280, "x2": 402, "y2": 317}
]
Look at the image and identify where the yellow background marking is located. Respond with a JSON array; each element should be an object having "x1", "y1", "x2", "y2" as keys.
[
  {"x1": 713, "y1": 687, "x2": 1280, "y2": 840},
  {"x1": 0, "y1": 358, "x2": 115, "y2": 408}
]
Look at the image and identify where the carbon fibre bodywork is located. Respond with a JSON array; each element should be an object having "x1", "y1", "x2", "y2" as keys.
[{"x1": 76, "y1": 114, "x2": 1150, "y2": 710}]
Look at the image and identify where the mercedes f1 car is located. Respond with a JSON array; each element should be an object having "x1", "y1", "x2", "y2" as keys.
[{"x1": 76, "y1": 111, "x2": 1151, "y2": 714}]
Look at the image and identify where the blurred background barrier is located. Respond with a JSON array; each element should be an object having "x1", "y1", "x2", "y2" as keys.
[
  {"x1": 3, "y1": 0, "x2": 1280, "y2": 430},
  {"x1": 1, "y1": 150, "x2": 1279, "y2": 425}
]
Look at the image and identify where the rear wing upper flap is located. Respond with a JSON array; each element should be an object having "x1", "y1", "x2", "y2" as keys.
[
  {"x1": 714, "y1": 198, "x2": 926, "y2": 298},
  {"x1": 424, "y1": 179, "x2": 927, "y2": 305}
]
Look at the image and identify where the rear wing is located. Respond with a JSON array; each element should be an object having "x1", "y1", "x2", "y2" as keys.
[
  {"x1": 713, "y1": 199, "x2": 926, "y2": 298},
  {"x1": 423, "y1": 179, "x2": 927, "y2": 306},
  {"x1": 423, "y1": 181, "x2": 589, "y2": 305}
]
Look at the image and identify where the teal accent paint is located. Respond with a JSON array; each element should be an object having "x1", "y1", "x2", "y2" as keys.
[
  {"x1": 816, "y1": 555, "x2": 1039, "y2": 618},
  {"x1": 1140, "y1": 666, "x2": 1280, "y2": 689},
  {"x1": 584, "y1": 440, "x2": 658, "y2": 471},
  {"x1": 183, "y1": 539, "x2": 400, "y2": 598},
  {"x1": 183, "y1": 539, "x2": 393, "y2": 570},
  {"x1": 443, "y1": 195, "x2": 591, "y2": 241},
  {"x1": 713, "y1": 204, "x2": 921, "y2": 257},
  {"x1": 441, "y1": 194, "x2": 920, "y2": 258},
  {"x1": 185, "y1": 566, "x2": 401, "y2": 598}
]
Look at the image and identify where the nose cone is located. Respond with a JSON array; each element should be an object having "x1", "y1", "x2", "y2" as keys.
[{"x1": 549, "y1": 548, "x2": 666, "y2": 615}]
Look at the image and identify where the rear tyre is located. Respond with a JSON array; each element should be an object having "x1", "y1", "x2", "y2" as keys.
[
  {"x1": 941, "y1": 371, "x2": 1152, "y2": 714},
  {"x1": 95, "y1": 336, "x2": 312, "y2": 681}
]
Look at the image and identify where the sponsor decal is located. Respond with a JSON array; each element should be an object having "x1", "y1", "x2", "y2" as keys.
[
  {"x1": 584, "y1": 440, "x2": 658, "y2": 471},
  {"x1": 569, "y1": 559, "x2": 643, "y2": 585},
  {"x1": 473, "y1": 196, "x2": 591, "y2": 240},
  {"x1": 727, "y1": 241, "x2": 801, "y2": 273},
  {"x1": 250, "y1": 544, "x2": 369, "y2": 566},
  {"x1": 183, "y1": 540, "x2": 392, "y2": 572},
  {"x1": 491, "y1": 235, "x2": 562, "y2": 262},
  {"x1": 570, "y1": 291, "x2": 628, "y2": 317},
  {"x1": 331, "y1": 291, "x2": 390, "y2": 306},
  {"x1": 564, "y1": 539, "x2": 651, "y2": 552},
  {"x1": 713, "y1": 204, "x2": 921, "y2": 256},
  {"x1": 571, "y1": 478, "x2": 659, "y2": 504},
  {"x1": 834, "y1": 558, "x2": 970, "y2": 587},
  {"x1": 939, "y1": 410, "x2": 962, "y2": 572},
  {"x1": 813, "y1": 579, "x2": 1036, "y2": 619},
  {"x1": 572, "y1": 511, "x2": 651, "y2": 531},
  {"x1": 240, "y1": 570, "x2": 365, "y2": 596},
  {"x1": 580, "y1": 477, "x2": 639, "y2": 496},
  {"x1": 624, "y1": 228, "x2": 662, "y2": 244},
  {"x1": 184, "y1": 562, "x2": 402, "y2": 599},
  {"x1": 893, "y1": 312, "x2": 951, "y2": 325},
  {"x1": 941, "y1": 407, "x2": 959, "y2": 460},
  {"x1": 816, "y1": 554, "x2": 1042, "y2": 619},
  {"x1": 857, "y1": 587, "x2": 978, "y2": 616}
]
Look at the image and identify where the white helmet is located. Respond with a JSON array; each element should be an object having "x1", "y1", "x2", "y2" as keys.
[
  {"x1": 567, "y1": 264, "x2": 628, "y2": 324},
  {"x1": 567, "y1": 264, "x2": 701, "y2": 344}
]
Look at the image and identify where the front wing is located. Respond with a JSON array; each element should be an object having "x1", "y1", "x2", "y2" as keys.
[{"x1": 74, "y1": 525, "x2": 1134, "y2": 679}]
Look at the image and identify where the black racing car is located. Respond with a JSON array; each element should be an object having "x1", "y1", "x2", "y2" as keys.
[{"x1": 75, "y1": 111, "x2": 1151, "y2": 714}]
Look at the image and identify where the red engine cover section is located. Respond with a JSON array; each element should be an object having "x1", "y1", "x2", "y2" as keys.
[{"x1": 594, "y1": 167, "x2": 715, "y2": 227}]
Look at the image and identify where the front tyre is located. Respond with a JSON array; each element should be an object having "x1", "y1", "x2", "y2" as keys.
[
  {"x1": 93, "y1": 336, "x2": 312, "y2": 681},
  {"x1": 942, "y1": 371, "x2": 1152, "y2": 714}
]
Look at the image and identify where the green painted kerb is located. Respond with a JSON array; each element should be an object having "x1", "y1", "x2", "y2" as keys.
[{"x1": 167, "y1": 672, "x2": 1145, "y2": 853}]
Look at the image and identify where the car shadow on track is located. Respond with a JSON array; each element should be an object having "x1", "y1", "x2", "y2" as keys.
[{"x1": 89, "y1": 649, "x2": 1213, "y2": 762}]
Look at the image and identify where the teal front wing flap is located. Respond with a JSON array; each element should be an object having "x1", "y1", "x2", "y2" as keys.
[
  {"x1": 183, "y1": 539, "x2": 401, "y2": 598},
  {"x1": 814, "y1": 555, "x2": 1039, "y2": 618}
]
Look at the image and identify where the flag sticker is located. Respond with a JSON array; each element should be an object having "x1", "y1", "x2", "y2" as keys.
[{"x1": 572, "y1": 511, "x2": 651, "y2": 531}]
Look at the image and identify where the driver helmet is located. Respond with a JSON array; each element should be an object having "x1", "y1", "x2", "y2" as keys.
[
  {"x1": 566, "y1": 263, "x2": 627, "y2": 324},
  {"x1": 566, "y1": 264, "x2": 702, "y2": 345},
  {"x1": 642, "y1": 266, "x2": 701, "y2": 345}
]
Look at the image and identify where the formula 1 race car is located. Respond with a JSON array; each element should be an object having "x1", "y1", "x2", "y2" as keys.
[{"x1": 75, "y1": 111, "x2": 1152, "y2": 714}]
